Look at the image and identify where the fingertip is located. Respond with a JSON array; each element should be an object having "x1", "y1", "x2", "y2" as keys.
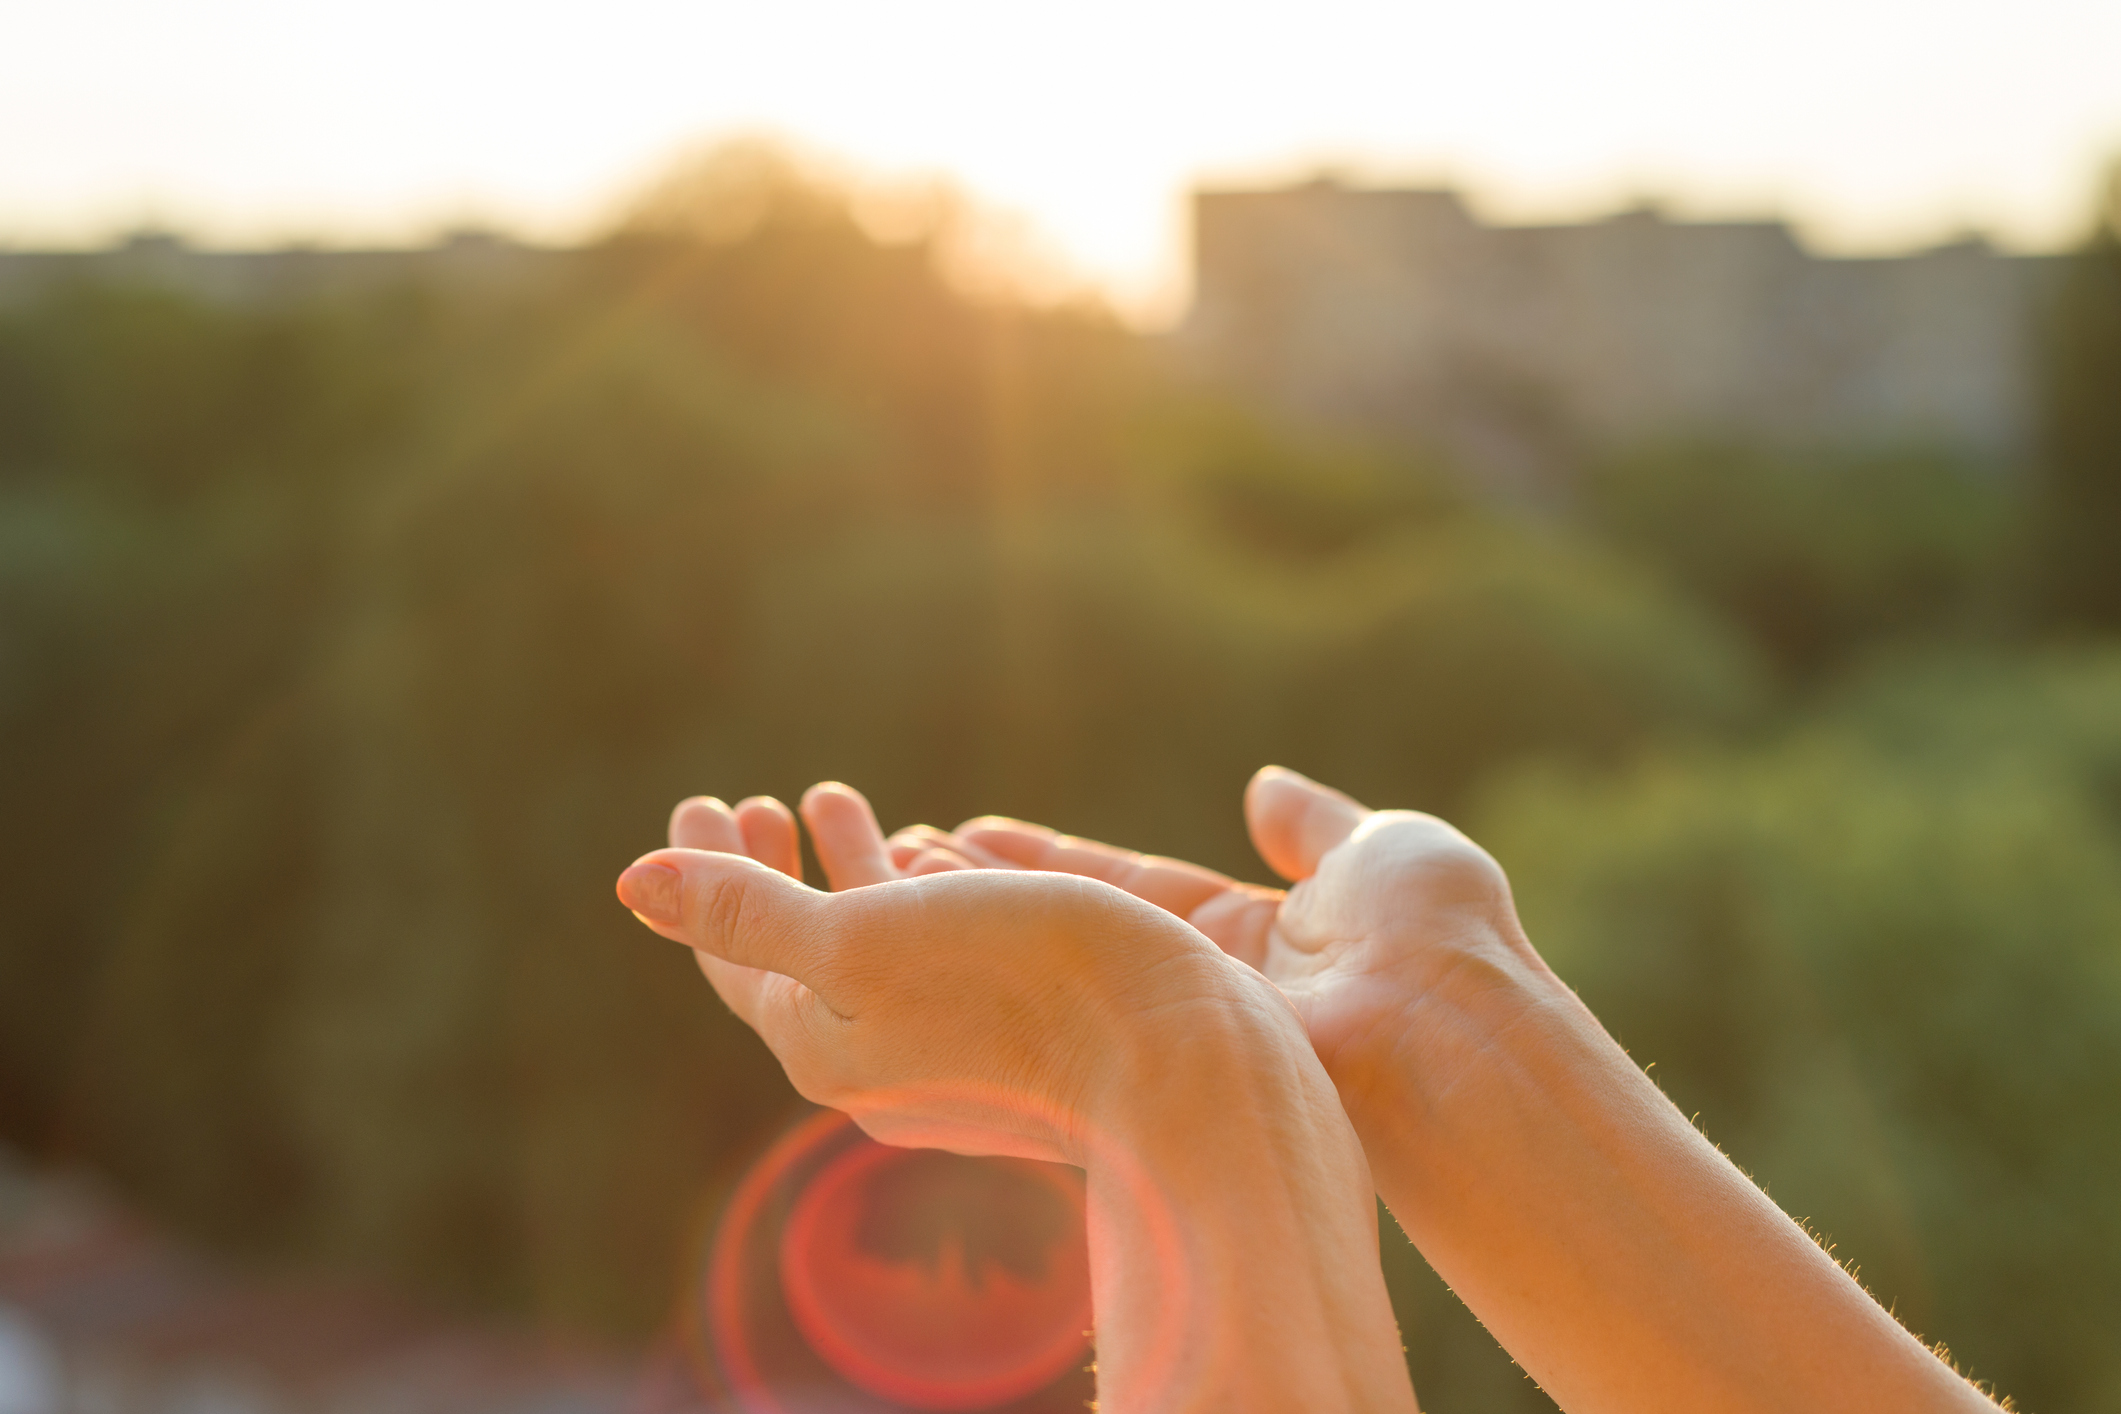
[
  {"x1": 670, "y1": 795, "x2": 745, "y2": 853},
  {"x1": 799, "y1": 781, "x2": 873, "y2": 833},
  {"x1": 669, "y1": 793, "x2": 721, "y2": 826},
  {"x1": 1244, "y1": 764, "x2": 1315, "y2": 812},
  {"x1": 617, "y1": 858, "x2": 684, "y2": 926},
  {"x1": 801, "y1": 780, "x2": 860, "y2": 809},
  {"x1": 798, "y1": 780, "x2": 896, "y2": 890},
  {"x1": 632, "y1": 848, "x2": 835, "y2": 988},
  {"x1": 1246, "y1": 766, "x2": 1367, "y2": 882},
  {"x1": 735, "y1": 795, "x2": 802, "y2": 878},
  {"x1": 906, "y1": 846, "x2": 975, "y2": 876},
  {"x1": 642, "y1": 845, "x2": 825, "y2": 916},
  {"x1": 887, "y1": 825, "x2": 945, "y2": 871},
  {"x1": 736, "y1": 793, "x2": 795, "y2": 821},
  {"x1": 952, "y1": 814, "x2": 1042, "y2": 837},
  {"x1": 950, "y1": 824, "x2": 1049, "y2": 868}
]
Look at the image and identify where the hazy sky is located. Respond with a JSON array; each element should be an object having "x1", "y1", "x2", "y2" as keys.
[{"x1": 5, "y1": 0, "x2": 2117, "y2": 320}]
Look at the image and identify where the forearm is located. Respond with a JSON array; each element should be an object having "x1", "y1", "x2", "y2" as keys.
[
  {"x1": 1337, "y1": 937, "x2": 1992, "y2": 1414},
  {"x1": 1089, "y1": 988, "x2": 1419, "y2": 1414}
]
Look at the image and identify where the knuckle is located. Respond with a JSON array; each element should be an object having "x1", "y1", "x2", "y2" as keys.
[{"x1": 692, "y1": 871, "x2": 749, "y2": 941}]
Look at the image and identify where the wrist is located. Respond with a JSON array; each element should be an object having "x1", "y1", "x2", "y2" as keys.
[
  {"x1": 1082, "y1": 959, "x2": 1414, "y2": 1413},
  {"x1": 1118, "y1": 971, "x2": 1359, "y2": 1167},
  {"x1": 1324, "y1": 916, "x2": 1581, "y2": 1151}
]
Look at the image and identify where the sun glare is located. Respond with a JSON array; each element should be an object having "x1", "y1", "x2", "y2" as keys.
[{"x1": 2, "y1": 0, "x2": 2118, "y2": 323}]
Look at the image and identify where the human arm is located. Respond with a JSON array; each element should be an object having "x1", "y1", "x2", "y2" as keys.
[
  {"x1": 940, "y1": 768, "x2": 2001, "y2": 1414},
  {"x1": 615, "y1": 819, "x2": 1419, "y2": 1413}
]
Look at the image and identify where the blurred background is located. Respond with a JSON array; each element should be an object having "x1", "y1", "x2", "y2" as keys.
[{"x1": 3, "y1": 2, "x2": 2120, "y2": 1411}]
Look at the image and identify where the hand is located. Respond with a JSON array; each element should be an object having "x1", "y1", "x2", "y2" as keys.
[
  {"x1": 618, "y1": 787, "x2": 1422, "y2": 1413},
  {"x1": 616, "y1": 837, "x2": 1277, "y2": 1164},
  {"x1": 732, "y1": 771, "x2": 1547, "y2": 1118},
  {"x1": 821, "y1": 772, "x2": 2000, "y2": 1414},
  {"x1": 949, "y1": 767, "x2": 1549, "y2": 1092},
  {"x1": 658, "y1": 786, "x2": 989, "y2": 1075}
]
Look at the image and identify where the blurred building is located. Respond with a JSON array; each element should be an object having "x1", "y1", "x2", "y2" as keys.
[
  {"x1": 3, "y1": 196, "x2": 2060, "y2": 496},
  {"x1": 1185, "y1": 179, "x2": 2058, "y2": 492}
]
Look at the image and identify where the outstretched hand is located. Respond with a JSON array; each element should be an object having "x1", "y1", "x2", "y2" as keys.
[
  {"x1": 618, "y1": 815, "x2": 1271, "y2": 1164},
  {"x1": 700, "y1": 771, "x2": 1553, "y2": 1088},
  {"x1": 624, "y1": 772, "x2": 1999, "y2": 1414},
  {"x1": 620, "y1": 781, "x2": 1425, "y2": 1414},
  {"x1": 952, "y1": 767, "x2": 1551, "y2": 1078}
]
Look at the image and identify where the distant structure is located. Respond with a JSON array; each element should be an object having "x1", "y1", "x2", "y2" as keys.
[
  {"x1": 3, "y1": 203, "x2": 2059, "y2": 495},
  {"x1": 0, "y1": 230, "x2": 565, "y2": 309},
  {"x1": 1183, "y1": 180, "x2": 2057, "y2": 491}
]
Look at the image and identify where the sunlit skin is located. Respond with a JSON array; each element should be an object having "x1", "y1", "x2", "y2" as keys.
[
  {"x1": 618, "y1": 785, "x2": 1419, "y2": 1414},
  {"x1": 657, "y1": 772, "x2": 2007, "y2": 1414}
]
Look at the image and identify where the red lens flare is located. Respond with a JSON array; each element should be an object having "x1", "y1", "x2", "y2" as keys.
[
  {"x1": 700, "y1": 1109, "x2": 1098, "y2": 1414},
  {"x1": 781, "y1": 1142, "x2": 1092, "y2": 1410}
]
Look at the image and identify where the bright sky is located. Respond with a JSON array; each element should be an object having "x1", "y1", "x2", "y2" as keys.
[{"x1": 4, "y1": 0, "x2": 2118, "y2": 322}]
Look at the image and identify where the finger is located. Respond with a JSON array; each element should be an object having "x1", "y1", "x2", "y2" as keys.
[
  {"x1": 948, "y1": 816, "x2": 1056, "y2": 867},
  {"x1": 735, "y1": 796, "x2": 802, "y2": 878},
  {"x1": 617, "y1": 849, "x2": 842, "y2": 998},
  {"x1": 801, "y1": 782, "x2": 899, "y2": 890},
  {"x1": 955, "y1": 817, "x2": 1235, "y2": 918},
  {"x1": 952, "y1": 839, "x2": 1018, "y2": 869},
  {"x1": 906, "y1": 845, "x2": 976, "y2": 876},
  {"x1": 887, "y1": 824, "x2": 956, "y2": 871},
  {"x1": 1246, "y1": 765, "x2": 1371, "y2": 882},
  {"x1": 669, "y1": 796, "x2": 745, "y2": 853},
  {"x1": 1189, "y1": 885, "x2": 1283, "y2": 971},
  {"x1": 892, "y1": 824, "x2": 1015, "y2": 871}
]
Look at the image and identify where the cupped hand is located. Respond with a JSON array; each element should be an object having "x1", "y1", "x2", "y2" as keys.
[
  {"x1": 657, "y1": 773, "x2": 1555, "y2": 1121},
  {"x1": 656, "y1": 786, "x2": 977, "y2": 1035},
  {"x1": 675, "y1": 779, "x2": 2007, "y2": 1414},
  {"x1": 633, "y1": 782, "x2": 1425, "y2": 1414},
  {"x1": 614, "y1": 831, "x2": 1289, "y2": 1166},
  {"x1": 948, "y1": 768, "x2": 1555, "y2": 1082}
]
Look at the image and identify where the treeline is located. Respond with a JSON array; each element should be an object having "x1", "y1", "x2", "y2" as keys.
[{"x1": 1, "y1": 149, "x2": 2117, "y2": 1412}]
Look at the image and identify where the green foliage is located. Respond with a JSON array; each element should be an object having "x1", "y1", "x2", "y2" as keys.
[
  {"x1": 1585, "y1": 440, "x2": 2021, "y2": 680},
  {"x1": 2033, "y1": 164, "x2": 2121, "y2": 631},
  {"x1": 1128, "y1": 401, "x2": 1466, "y2": 561}
]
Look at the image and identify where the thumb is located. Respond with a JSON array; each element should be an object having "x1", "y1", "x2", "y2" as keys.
[
  {"x1": 617, "y1": 848, "x2": 841, "y2": 995},
  {"x1": 1246, "y1": 766, "x2": 1371, "y2": 882}
]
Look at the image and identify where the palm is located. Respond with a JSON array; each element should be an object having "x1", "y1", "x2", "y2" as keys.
[
  {"x1": 664, "y1": 770, "x2": 1515, "y2": 1076},
  {"x1": 951, "y1": 770, "x2": 1516, "y2": 1071}
]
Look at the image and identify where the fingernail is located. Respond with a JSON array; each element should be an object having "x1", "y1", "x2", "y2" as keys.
[{"x1": 617, "y1": 862, "x2": 682, "y2": 924}]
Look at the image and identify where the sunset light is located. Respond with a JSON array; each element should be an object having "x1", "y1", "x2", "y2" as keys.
[
  {"x1": 6, "y1": 0, "x2": 2120, "y2": 319},
  {"x1": 4, "y1": 4, "x2": 2119, "y2": 1412}
]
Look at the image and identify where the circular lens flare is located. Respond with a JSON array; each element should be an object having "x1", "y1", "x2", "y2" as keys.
[
  {"x1": 780, "y1": 1142, "x2": 1092, "y2": 1411},
  {"x1": 702, "y1": 1108, "x2": 1104, "y2": 1413}
]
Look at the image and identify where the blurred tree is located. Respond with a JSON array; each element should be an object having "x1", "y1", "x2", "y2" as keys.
[
  {"x1": 1127, "y1": 400, "x2": 1465, "y2": 562},
  {"x1": 2033, "y1": 161, "x2": 2121, "y2": 632},
  {"x1": 1584, "y1": 441, "x2": 2020, "y2": 682}
]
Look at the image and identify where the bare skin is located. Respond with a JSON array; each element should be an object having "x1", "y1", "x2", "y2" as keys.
[
  {"x1": 618, "y1": 786, "x2": 1420, "y2": 1414},
  {"x1": 703, "y1": 773, "x2": 2003, "y2": 1414}
]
